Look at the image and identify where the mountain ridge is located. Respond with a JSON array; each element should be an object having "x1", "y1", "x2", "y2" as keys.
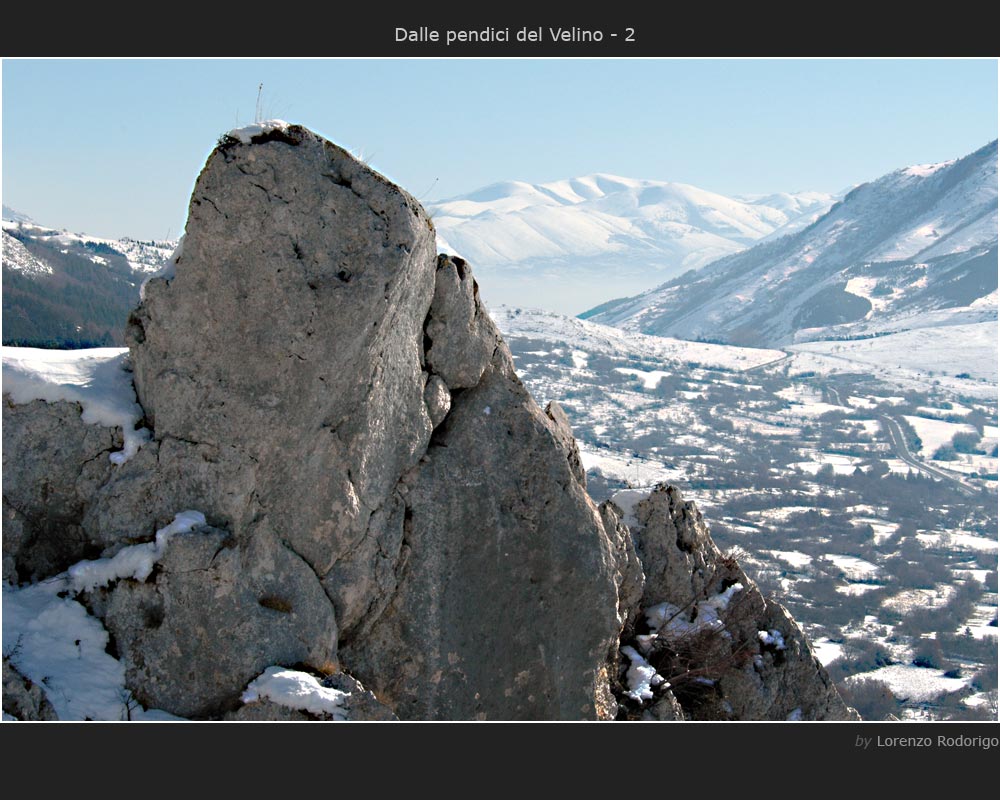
[
  {"x1": 427, "y1": 173, "x2": 837, "y2": 313},
  {"x1": 586, "y1": 141, "x2": 998, "y2": 348}
]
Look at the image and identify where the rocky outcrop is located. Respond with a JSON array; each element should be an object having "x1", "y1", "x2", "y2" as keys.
[
  {"x1": 612, "y1": 485, "x2": 856, "y2": 721},
  {"x1": 2, "y1": 124, "x2": 852, "y2": 721},
  {"x1": 3, "y1": 658, "x2": 58, "y2": 721}
]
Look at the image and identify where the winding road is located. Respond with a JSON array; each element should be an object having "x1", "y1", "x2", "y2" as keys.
[{"x1": 879, "y1": 415, "x2": 979, "y2": 496}]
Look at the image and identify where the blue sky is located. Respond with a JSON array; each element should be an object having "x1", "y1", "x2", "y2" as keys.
[{"x1": 2, "y1": 59, "x2": 997, "y2": 240}]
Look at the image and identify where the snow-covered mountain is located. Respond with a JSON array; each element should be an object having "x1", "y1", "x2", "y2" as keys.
[
  {"x1": 2, "y1": 218, "x2": 175, "y2": 275},
  {"x1": 2, "y1": 214, "x2": 175, "y2": 347},
  {"x1": 428, "y1": 175, "x2": 836, "y2": 314},
  {"x1": 586, "y1": 141, "x2": 998, "y2": 348}
]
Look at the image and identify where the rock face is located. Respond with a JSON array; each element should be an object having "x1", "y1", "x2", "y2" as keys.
[
  {"x1": 3, "y1": 658, "x2": 58, "y2": 721},
  {"x1": 2, "y1": 398, "x2": 119, "y2": 583},
  {"x1": 613, "y1": 485, "x2": 856, "y2": 721},
  {"x1": 2, "y1": 124, "x2": 852, "y2": 721}
]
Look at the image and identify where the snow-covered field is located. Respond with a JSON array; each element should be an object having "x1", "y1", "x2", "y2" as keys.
[
  {"x1": 494, "y1": 306, "x2": 785, "y2": 371},
  {"x1": 902, "y1": 414, "x2": 981, "y2": 459},
  {"x1": 788, "y1": 321, "x2": 998, "y2": 395},
  {"x1": 846, "y1": 664, "x2": 969, "y2": 702}
]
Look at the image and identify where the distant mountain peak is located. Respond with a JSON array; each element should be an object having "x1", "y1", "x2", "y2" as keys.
[{"x1": 427, "y1": 173, "x2": 837, "y2": 314}]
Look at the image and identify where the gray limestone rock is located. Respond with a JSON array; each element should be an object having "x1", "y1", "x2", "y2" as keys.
[
  {"x1": 423, "y1": 255, "x2": 498, "y2": 390},
  {"x1": 3, "y1": 658, "x2": 58, "y2": 721},
  {"x1": 642, "y1": 690, "x2": 686, "y2": 721},
  {"x1": 100, "y1": 523, "x2": 339, "y2": 718},
  {"x1": 343, "y1": 346, "x2": 624, "y2": 720},
  {"x1": 544, "y1": 401, "x2": 586, "y2": 487},
  {"x1": 423, "y1": 373, "x2": 451, "y2": 429},
  {"x1": 598, "y1": 500, "x2": 645, "y2": 633},
  {"x1": 617, "y1": 484, "x2": 857, "y2": 721},
  {"x1": 224, "y1": 699, "x2": 314, "y2": 721},
  {"x1": 2, "y1": 397, "x2": 119, "y2": 582},
  {"x1": 1, "y1": 125, "x2": 851, "y2": 723},
  {"x1": 125, "y1": 126, "x2": 437, "y2": 602},
  {"x1": 322, "y1": 672, "x2": 398, "y2": 720}
]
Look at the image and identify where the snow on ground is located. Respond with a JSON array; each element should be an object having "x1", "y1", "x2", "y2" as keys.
[
  {"x1": 2, "y1": 230, "x2": 53, "y2": 276},
  {"x1": 823, "y1": 554, "x2": 880, "y2": 580},
  {"x1": 837, "y1": 583, "x2": 884, "y2": 596},
  {"x1": 3, "y1": 221, "x2": 175, "y2": 275},
  {"x1": 916, "y1": 403, "x2": 973, "y2": 419},
  {"x1": 768, "y1": 550, "x2": 813, "y2": 569},
  {"x1": 67, "y1": 511, "x2": 207, "y2": 593},
  {"x1": 902, "y1": 415, "x2": 980, "y2": 459},
  {"x1": 729, "y1": 415, "x2": 802, "y2": 437},
  {"x1": 493, "y1": 306, "x2": 784, "y2": 372},
  {"x1": 788, "y1": 322, "x2": 999, "y2": 393},
  {"x1": 847, "y1": 396, "x2": 879, "y2": 410},
  {"x1": 580, "y1": 445, "x2": 686, "y2": 486},
  {"x1": 775, "y1": 389, "x2": 844, "y2": 418},
  {"x1": 883, "y1": 457, "x2": 917, "y2": 476},
  {"x1": 2, "y1": 582, "x2": 178, "y2": 721},
  {"x1": 620, "y1": 645, "x2": 665, "y2": 701},
  {"x1": 241, "y1": 667, "x2": 348, "y2": 719},
  {"x1": 851, "y1": 518, "x2": 899, "y2": 545},
  {"x1": 745, "y1": 506, "x2": 831, "y2": 524},
  {"x1": 956, "y1": 603, "x2": 999, "y2": 640},
  {"x1": 2, "y1": 511, "x2": 204, "y2": 721},
  {"x1": 2, "y1": 346, "x2": 150, "y2": 464},
  {"x1": 935, "y1": 532, "x2": 998, "y2": 553},
  {"x1": 902, "y1": 160, "x2": 956, "y2": 178},
  {"x1": 853, "y1": 419, "x2": 883, "y2": 437},
  {"x1": 846, "y1": 664, "x2": 969, "y2": 702},
  {"x1": 940, "y1": 455, "x2": 999, "y2": 477},
  {"x1": 882, "y1": 588, "x2": 949, "y2": 614},
  {"x1": 614, "y1": 367, "x2": 671, "y2": 389},
  {"x1": 646, "y1": 583, "x2": 745, "y2": 641},
  {"x1": 811, "y1": 638, "x2": 844, "y2": 666},
  {"x1": 793, "y1": 451, "x2": 865, "y2": 475}
]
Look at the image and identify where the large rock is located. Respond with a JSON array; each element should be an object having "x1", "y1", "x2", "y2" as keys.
[
  {"x1": 97, "y1": 523, "x2": 339, "y2": 717},
  {"x1": 345, "y1": 347, "x2": 623, "y2": 719},
  {"x1": 124, "y1": 125, "x2": 437, "y2": 629},
  {"x1": 4, "y1": 125, "x2": 630, "y2": 720},
  {"x1": 613, "y1": 484, "x2": 857, "y2": 721}
]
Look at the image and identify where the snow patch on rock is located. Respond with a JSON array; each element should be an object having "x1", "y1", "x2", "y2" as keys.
[
  {"x1": 241, "y1": 666, "x2": 349, "y2": 720},
  {"x1": 2, "y1": 346, "x2": 150, "y2": 464}
]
